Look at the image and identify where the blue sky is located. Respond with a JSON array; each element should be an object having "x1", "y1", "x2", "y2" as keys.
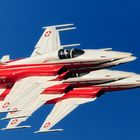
[{"x1": 0, "y1": 0, "x2": 140, "y2": 140}]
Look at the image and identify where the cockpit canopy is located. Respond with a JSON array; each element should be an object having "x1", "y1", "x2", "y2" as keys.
[{"x1": 58, "y1": 49, "x2": 85, "y2": 59}]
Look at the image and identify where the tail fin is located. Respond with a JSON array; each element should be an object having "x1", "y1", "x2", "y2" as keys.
[{"x1": 31, "y1": 23, "x2": 76, "y2": 57}]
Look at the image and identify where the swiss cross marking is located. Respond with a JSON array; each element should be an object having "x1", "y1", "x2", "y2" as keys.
[
  {"x1": 11, "y1": 119, "x2": 18, "y2": 125},
  {"x1": 2, "y1": 102, "x2": 10, "y2": 108},
  {"x1": 44, "y1": 122, "x2": 51, "y2": 128},
  {"x1": 44, "y1": 31, "x2": 51, "y2": 37}
]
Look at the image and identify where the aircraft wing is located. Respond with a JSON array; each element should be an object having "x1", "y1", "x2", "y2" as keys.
[
  {"x1": 31, "y1": 23, "x2": 76, "y2": 57},
  {"x1": 2, "y1": 94, "x2": 65, "y2": 130},
  {"x1": 1, "y1": 76, "x2": 66, "y2": 130},
  {"x1": 0, "y1": 75, "x2": 61, "y2": 113},
  {"x1": 35, "y1": 97, "x2": 97, "y2": 133}
]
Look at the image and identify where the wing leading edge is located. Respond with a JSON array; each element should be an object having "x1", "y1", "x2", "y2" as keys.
[{"x1": 35, "y1": 97, "x2": 97, "y2": 133}]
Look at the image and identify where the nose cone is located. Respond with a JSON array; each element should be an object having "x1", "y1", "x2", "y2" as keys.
[
  {"x1": 89, "y1": 69, "x2": 134, "y2": 81},
  {"x1": 76, "y1": 50, "x2": 133, "y2": 65},
  {"x1": 110, "y1": 56, "x2": 137, "y2": 65},
  {"x1": 111, "y1": 70, "x2": 135, "y2": 79},
  {"x1": 65, "y1": 69, "x2": 135, "y2": 83},
  {"x1": 123, "y1": 75, "x2": 140, "y2": 87},
  {"x1": 101, "y1": 74, "x2": 140, "y2": 88},
  {"x1": 105, "y1": 51, "x2": 132, "y2": 60}
]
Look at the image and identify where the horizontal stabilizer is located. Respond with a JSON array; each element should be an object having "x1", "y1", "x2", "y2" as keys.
[
  {"x1": 62, "y1": 43, "x2": 80, "y2": 48},
  {"x1": 57, "y1": 27, "x2": 76, "y2": 32},
  {"x1": 34, "y1": 129, "x2": 63, "y2": 133},
  {"x1": 43, "y1": 23, "x2": 74, "y2": 29},
  {"x1": 1, "y1": 125, "x2": 31, "y2": 130},
  {"x1": 1, "y1": 55, "x2": 10, "y2": 63}
]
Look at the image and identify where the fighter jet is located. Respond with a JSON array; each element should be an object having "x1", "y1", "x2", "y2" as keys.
[{"x1": 0, "y1": 24, "x2": 139, "y2": 133}]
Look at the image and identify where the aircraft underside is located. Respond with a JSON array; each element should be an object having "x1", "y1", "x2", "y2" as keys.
[{"x1": 0, "y1": 23, "x2": 139, "y2": 133}]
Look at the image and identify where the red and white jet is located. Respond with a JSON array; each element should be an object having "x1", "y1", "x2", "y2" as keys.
[{"x1": 0, "y1": 24, "x2": 139, "y2": 133}]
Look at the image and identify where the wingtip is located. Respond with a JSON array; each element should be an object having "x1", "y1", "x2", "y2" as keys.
[
  {"x1": 34, "y1": 129, "x2": 63, "y2": 133},
  {"x1": 1, "y1": 115, "x2": 31, "y2": 120},
  {"x1": 42, "y1": 23, "x2": 74, "y2": 29},
  {"x1": 1, "y1": 125, "x2": 31, "y2": 131},
  {"x1": 0, "y1": 109, "x2": 21, "y2": 114}
]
